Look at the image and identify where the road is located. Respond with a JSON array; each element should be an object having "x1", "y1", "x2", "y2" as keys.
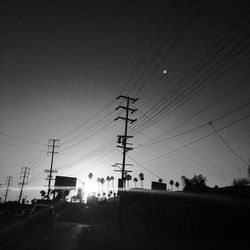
[
  {"x1": 1, "y1": 216, "x2": 249, "y2": 250},
  {"x1": 1, "y1": 220, "x2": 89, "y2": 250}
]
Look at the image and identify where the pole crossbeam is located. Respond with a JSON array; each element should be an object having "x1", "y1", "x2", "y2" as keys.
[
  {"x1": 116, "y1": 95, "x2": 138, "y2": 103},
  {"x1": 114, "y1": 116, "x2": 137, "y2": 123},
  {"x1": 115, "y1": 106, "x2": 138, "y2": 113}
]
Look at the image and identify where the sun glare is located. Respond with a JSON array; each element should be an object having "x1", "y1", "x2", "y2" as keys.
[{"x1": 84, "y1": 180, "x2": 97, "y2": 197}]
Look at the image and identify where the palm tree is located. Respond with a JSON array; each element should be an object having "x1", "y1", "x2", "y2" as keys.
[
  {"x1": 133, "y1": 177, "x2": 138, "y2": 188},
  {"x1": 110, "y1": 176, "x2": 115, "y2": 193},
  {"x1": 88, "y1": 173, "x2": 94, "y2": 195},
  {"x1": 139, "y1": 173, "x2": 144, "y2": 188},
  {"x1": 106, "y1": 176, "x2": 110, "y2": 193},
  {"x1": 40, "y1": 190, "x2": 46, "y2": 199},
  {"x1": 97, "y1": 178, "x2": 101, "y2": 193},
  {"x1": 88, "y1": 172, "x2": 93, "y2": 180},
  {"x1": 169, "y1": 180, "x2": 174, "y2": 191},
  {"x1": 100, "y1": 178, "x2": 105, "y2": 194},
  {"x1": 126, "y1": 174, "x2": 132, "y2": 189},
  {"x1": 175, "y1": 181, "x2": 180, "y2": 191}
]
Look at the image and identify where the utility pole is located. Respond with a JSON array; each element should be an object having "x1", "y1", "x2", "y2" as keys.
[
  {"x1": 111, "y1": 163, "x2": 133, "y2": 190},
  {"x1": 18, "y1": 167, "x2": 30, "y2": 203},
  {"x1": 0, "y1": 183, "x2": 3, "y2": 202},
  {"x1": 45, "y1": 139, "x2": 59, "y2": 199},
  {"x1": 114, "y1": 95, "x2": 138, "y2": 189},
  {"x1": 4, "y1": 176, "x2": 13, "y2": 203}
]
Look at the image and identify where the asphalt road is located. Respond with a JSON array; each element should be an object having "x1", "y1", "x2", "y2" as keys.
[
  {"x1": 1, "y1": 216, "x2": 249, "y2": 250},
  {"x1": 1, "y1": 220, "x2": 88, "y2": 250}
]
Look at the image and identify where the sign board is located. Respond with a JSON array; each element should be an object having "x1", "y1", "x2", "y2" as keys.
[
  {"x1": 45, "y1": 169, "x2": 58, "y2": 173},
  {"x1": 151, "y1": 181, "x2": 167, "y2": 191},
  {"x1": 55, "y1": 176, "x2": 77, "y2": 188}
]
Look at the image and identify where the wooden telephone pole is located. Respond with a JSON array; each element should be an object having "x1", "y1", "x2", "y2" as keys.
[
  {"x1": 4, "y1": 176, "x2": 13, "y2": 203},
  {"x1": 46, "y1": 139, "x2": 59, "y2": 199},
  {"x1": 114, "y1": 95, "x2": 138, "y2": 189},
  {"x1": 18, "y1": 167, "x2": 30, "y2": 203}
]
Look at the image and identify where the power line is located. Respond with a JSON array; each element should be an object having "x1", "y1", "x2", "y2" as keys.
[
  {"x1": 137, "y1": 41, "x2": 250, "y2": 133},
  {"x1": 133, "y1": 0, "x2": 206, "y2": 98},
  {"x1": 60, "y1": 119, "x2": 117, "y2": 152},
  {"x1": 209, "y1": 122, "x2": 249, "y2": 167},
  {"x1": 135, "y1": 100, "x2": 250, "y2": 148},
  {"x1": 137, "y1": 11, "x2": 249, "y2": 112},
  {"x1": 143, "y1": 113, "x2": 250, "y2": 165},
  {"x1": 128, "y1": 155, "x2": 166, "y2": 182},
  {"x1": 128, "y1": 0, "x2": 194, "y2": 97},
  {"x1": 120, "y1": 0, "x2": 181, "y2": 95},
  {"x1": 0, "y1": 140, "x2": 47, "y2": 152},
  {"x1": 137, "y1": 9, "x2": 249, "y2": 110},
  {"x1": 131, "y1": 117, "x2": 231, "y2": 180},
  {"x1": 128, "y1": 152, "x2": 228, "y2": 182},
  {"x1": 27, "y1": 157, "x2": 48, "y2": 184},
  {"x1": 168, "y1": 80, "x2": 249, "y2": 133},
  {"x1": 56, "y1": 138, "x2": 117, "y2": 171},
  {"x1": 60, "y1": 108, "x2": 117, "y2": 146},
  {"x1": 65, "y1": 147, "x2": 117, "y2": 177},
  {"x1": 0, "y1": 132, "x2": 46, "y2": 146},
  {"x1": 135, "y1": 39, "x2": 250, "y2": 132},
  {"x1": 59, "y1": 99, "x2": 116, "y2": 140},
  {"x1": 58, "y1": 1, "x2": 180, "y2": 145},
  {"x1": 134, "y1": 16, "x2": 249, "y2": 131}
]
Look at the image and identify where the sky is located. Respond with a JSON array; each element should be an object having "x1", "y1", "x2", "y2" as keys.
[{"x1": 0, "y1": 0, "x2": 250, "y2": 202}]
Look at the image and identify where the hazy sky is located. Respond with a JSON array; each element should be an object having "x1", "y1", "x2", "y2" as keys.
[{"x1": 1, "y1": 0, "x2": 249, "y2": 201}]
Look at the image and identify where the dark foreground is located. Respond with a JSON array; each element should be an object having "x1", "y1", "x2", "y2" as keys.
[
  {"x1": 1, "y1": 219, "x2": 249, "y2": 250},
  {"x1": 1, "y1": 190, "x2": 250, "y2": 250}
]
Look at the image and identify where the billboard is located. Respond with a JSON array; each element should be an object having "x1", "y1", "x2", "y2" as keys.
[
  {"x1": 55, "y1": 176, "x2": 77, "y2": 188},
  {"x1": 151, "y1": 181, "x2": 167, "y2": 191}
]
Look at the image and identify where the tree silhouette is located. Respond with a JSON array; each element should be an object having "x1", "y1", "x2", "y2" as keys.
[
  {"x1": 40, "y1": 190, "x2": 46, "y2": 199},
  {"x1": 100, "y1": 178, "x2": 105, "y2": 194},
  {"x1": 133, "y1": 177, "x2": 138, "y2": 188},
  {"x1": 106, "y1": 176, "x2": 110, "y2": 193},
  {"x1": 182, "y1": 174, "x2": 207, "y2": 192},
  {"x1": 139, "y1": 173, "x2": 144, "y2": 188},
  {"x1": 169, "y1": 180, "x2": 174, "y2": 191},
  {"x1": 97, "y1": 178, "x2": 101, "y2": 193},
  {"x1": 175, "y1": 181, "x2": 180, "y2": 191},
  {"x1": 126, "y1": 174, "x2": 132, "y2": 189},
  {"x1": 88, "y1": 172, "x2": 93, "y2": 180},
  {"x1": 110, "y1": 176, "x2": 114, "y2": 193}
]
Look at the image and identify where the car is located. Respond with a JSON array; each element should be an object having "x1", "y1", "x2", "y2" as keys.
[{"x1": 28, "y1": 204, "x2": 55, "y2": 228}]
